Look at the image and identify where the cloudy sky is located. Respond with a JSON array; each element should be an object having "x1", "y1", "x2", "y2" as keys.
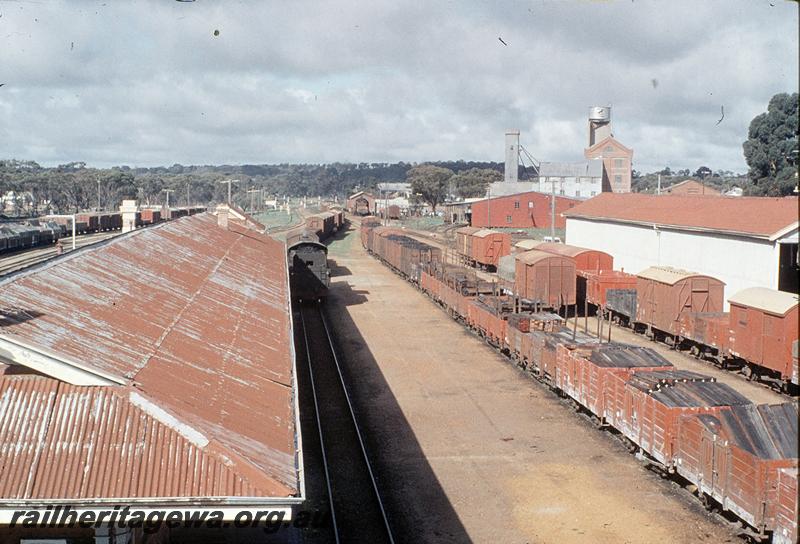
[{"x1": 0, "y1": 0, "x2": 797, "y2": 173}]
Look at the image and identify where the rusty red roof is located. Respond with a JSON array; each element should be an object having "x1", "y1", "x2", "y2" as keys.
[
  {"x1": 564, "y1": 193, "x2": 799, "y2": 239},
  {"x1": 0, "y1": 214, "x2": 300, "y2": 502}
]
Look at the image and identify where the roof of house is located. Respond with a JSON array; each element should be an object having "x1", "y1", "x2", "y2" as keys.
[
  {"x1": 664, "y1": 179, "x2": 721, "y2": 194},
  {"x1": 728, "y1": 287, "x2": 799, "y2": 316},
  {"x1": 0, "y1": 213, "x2": 300, "y2": 502},
  {"x1": 564, "y1": 193, "x2": 799, "y2": 240}
]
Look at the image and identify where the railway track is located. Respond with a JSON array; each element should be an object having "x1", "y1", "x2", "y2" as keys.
[
  {"x1": 297, "y1": 303, "x2": 395, "y2": 544},
  {"x1": 0, "y1": 231, "x2": 121, "y2": 277}
]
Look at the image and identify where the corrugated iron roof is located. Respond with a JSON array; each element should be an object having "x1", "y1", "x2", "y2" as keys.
[
  {"x1": 564, "y1": 193, "x2": 799, "y2": 240},
  {"x1": 637, "y1": 266, "x2": 719, "y2": 286},
  {"x1": 539, "y1": 160, "x2": 603, "y2": 178},
  {"x1": 728, "y1": 287, "x2": 799, "y2": 316},
  {"x1": 0, "y1": 375, "x2": 288, "y2": 499},
  {"x1": 0, "y1": 214, "x2": 299, "y2": 501},
  {"x1": 473, "y1": 228, "x2": 500, "y2": 238}
]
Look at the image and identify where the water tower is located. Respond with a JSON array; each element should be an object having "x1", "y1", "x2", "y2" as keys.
[{"x1": 588, "y1": 106, "x2": 611, "y2": 147}]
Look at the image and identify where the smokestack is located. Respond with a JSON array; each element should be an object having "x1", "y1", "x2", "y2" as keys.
[
  {"x1": 504, "y1": 130, "x2": 520, "y2": 183},
  {"x1": 216, "y1": 204, "x2": 229, "y2": 229},
  {"x1": 120, "y1": 200, "x2": 138, "y2": 233}
]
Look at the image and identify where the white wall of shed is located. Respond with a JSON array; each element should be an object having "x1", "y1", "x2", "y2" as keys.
[{"x1": 565, "y1": 218, "x2": 781, "y2": 310}]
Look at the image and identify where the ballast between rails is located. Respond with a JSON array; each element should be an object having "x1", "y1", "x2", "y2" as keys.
[{"x1": 361, "y1": 220, "x2": 798, "y2": 544}]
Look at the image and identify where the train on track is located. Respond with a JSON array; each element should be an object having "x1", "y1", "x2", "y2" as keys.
[
  {"x1": 454, "y1": 227, "x2": 800, "y2": 394},
  {"x1": 0, "y1": 207, "x2": 207, "y2": 256},
  {"x1": 361, "y1": 220, "x2": 798, "y2": 544},
  {"x1": 285, "y1": 210, "x2": 345, "y2": 302}
]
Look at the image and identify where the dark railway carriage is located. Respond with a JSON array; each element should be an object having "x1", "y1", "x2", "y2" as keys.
[{"x1": 287, "y1": 231, "x2": 329, "y2": 301}]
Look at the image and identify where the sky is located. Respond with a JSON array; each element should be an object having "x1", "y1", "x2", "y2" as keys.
[{"x1": 0, "y1": 0, "x2": 797, "y2": 173}]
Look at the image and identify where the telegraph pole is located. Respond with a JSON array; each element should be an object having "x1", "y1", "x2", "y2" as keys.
[
  {"x1": 219, "y1": 179, "x2": 240, "y2": 205},
  {"x1": 550, "y1": 179, "x2": 556, "y2": 240},
  {"x1": 97, "y1": 179, "x2": 101, "y2": 211},
  {"x1": 163, "y1": 189, "x2": 175, "y2": 209},
  {"x1": 247, "y1": 188, "x2": 260, "y2": 212},
  {"x1": 186, "y1": 182, "x2": 191, "y2": 206}
]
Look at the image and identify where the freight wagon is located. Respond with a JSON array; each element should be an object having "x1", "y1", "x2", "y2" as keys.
[
  {"x1": 728, "y1": 288, "x2": 799, "y2": 387},
  {"x1": 635, "y1": 266, "x2": 725, "y2": 343},
  {"x1": 676, "y1": 403, "x2": 797, "y2": 539},
  {"x1": 455, "y1": 227, "x2": 511, "y2": 270},
  {"x1": 362, "y1": 219, "x2": 799, "y2": 541},
  {"x1": 514, "y1": 250, "x2": 576, "y2": 308}
]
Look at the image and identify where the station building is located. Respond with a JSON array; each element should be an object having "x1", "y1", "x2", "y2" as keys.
[
  {"x1": 564, "y1": 193, "x2": 800, "y2": 308},
  {"x1": 0, "y1": 209, "x2": 303, "y2": 542}
]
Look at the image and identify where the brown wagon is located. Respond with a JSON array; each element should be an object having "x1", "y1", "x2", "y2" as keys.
[
  {"x1": 514, "y1": 250, "x2": 576, "y2": 308},
  {"x1": 635, "y1": 266, "x2": 725, "y2": 342},
  {"x1": 728, "y1": 287, "x2": 799, "y2": 386},
  {"x1": 675, "y1": 403, "x2": 798, "y2": 538}
]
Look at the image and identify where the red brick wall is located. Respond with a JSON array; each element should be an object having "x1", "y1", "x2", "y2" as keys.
[{"x1": 471, "y1": 192, "x2": 581, "y2": 229}]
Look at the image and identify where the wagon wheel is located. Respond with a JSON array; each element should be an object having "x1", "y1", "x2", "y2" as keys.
[
  {"x1": 689, "y1": 345, "x2": 700, "y2": 358},
  {"x1": 742, "y1": 365, "x2": 754, "y2": 381},
  {"x1": 699, "y1": 492, "x2": 712, "y2": 511}
]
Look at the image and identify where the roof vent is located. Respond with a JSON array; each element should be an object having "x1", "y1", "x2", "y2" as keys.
[{"x1": 216, "y1": 204, "x2": 229, "y2": 229}]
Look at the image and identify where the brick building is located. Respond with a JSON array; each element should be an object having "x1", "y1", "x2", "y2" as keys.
[
  {"x1": 471, "y1": 191, "x2": 581, "y2": 229},
  {"x1": 664, "y1": 179, "x2": 721, "y2": 196},
  {"x1": 584, "y1": 136, "x2": 633, "y2": 193}
]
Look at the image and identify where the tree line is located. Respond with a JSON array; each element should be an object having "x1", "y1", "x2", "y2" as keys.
[{"x1": 1, "y1": 93, "x2": 795, "y2": 216}]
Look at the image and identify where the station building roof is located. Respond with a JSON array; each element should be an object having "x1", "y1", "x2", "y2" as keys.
[
  {"x1": 0, "y1": 213, "x2": 301, "y2": 503},
  {"x1": 564, "y1": 193, "x2": 799, "y2": 241}
]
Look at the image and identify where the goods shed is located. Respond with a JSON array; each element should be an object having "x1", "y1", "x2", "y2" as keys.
[
  {"x1": 565, "y1": 193, "x2": 800, "y2": 308},
  {"x1": 0, "y1": 212, "x2": 303, "y2": 541}
]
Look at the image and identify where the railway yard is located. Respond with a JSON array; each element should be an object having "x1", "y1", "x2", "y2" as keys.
[{"x1": 0, "y1": 205, "x2": 796, "y2": 544}]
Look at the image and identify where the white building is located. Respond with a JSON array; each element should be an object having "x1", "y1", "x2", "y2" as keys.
[
  {"x1": 564, "y1": 193, "x2": 799, "y2": 309},
  {"x1": 537, "y1": 160, "x2": 604, "y2": 199}
]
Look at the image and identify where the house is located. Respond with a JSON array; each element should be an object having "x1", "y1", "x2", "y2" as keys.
[{"x1": 664, "y1": 179, "x2": 721, "y2": 196}]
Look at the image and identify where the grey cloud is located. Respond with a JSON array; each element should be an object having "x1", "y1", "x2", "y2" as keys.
[{"x1": 0, "y1": 0, "x2": 796, "y2": 172}]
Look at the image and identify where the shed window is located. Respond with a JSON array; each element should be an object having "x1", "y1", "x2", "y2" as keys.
[
  {"x1": 614, "y1": 158, "x2": 624, "y2": 168},
  {"x1": 528, "y1": 201, "x2": 533, "y2": 208},
  {"x1": 614, "y1": 175, "x2": 622, "y2": 184},
  {"x1": 605, "y1": 145, "x2": 614, "y2": 152},
  {"x1": 506, "y1": 215, "x2": 512, "y2": 223},
  {"x1": 575, "y1": 190, "x2": 581, "y2": 197},
  {"x1": 514, "y1": 200, "x2": 520, "y2": 209},
  {"x1": 591, "y1": 191, "x2": 597, "y2": 196}
]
